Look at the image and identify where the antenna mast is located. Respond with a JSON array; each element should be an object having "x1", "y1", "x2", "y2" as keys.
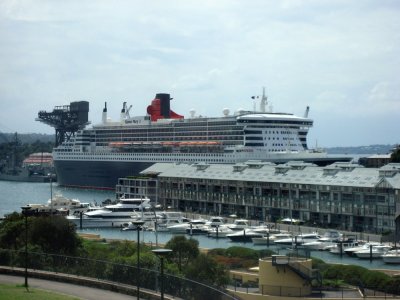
[{"x1": 260, "y1": 87, "x2": 268, "y2": 113}]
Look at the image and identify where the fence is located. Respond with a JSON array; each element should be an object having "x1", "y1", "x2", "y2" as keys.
[{"x1": 0, "y1": 248, "x2": 239, "y2": 300}]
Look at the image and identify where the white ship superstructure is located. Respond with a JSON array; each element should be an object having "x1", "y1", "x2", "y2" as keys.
[{"x1": 48, "y1": 91, "x2": 349, "y2": 189}]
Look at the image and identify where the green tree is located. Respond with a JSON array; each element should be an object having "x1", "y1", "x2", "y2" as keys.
[
  {"x1": 165, "y1": 235, "x2": 199, "y2": 271},
  {"x1": 184, "y1": 253, "x2": 229, "y2": 287},
  {"x1": 0, "y1": 213, "x2": 82, "y2": 255},
  {"x1": 0, "y1": 212, "x2": 25, "y2": 249},
  {"x1": 391, "y1": 145, "x2": 400, "y2": 162},
  {"x1": 29, "y1": 215, "x2": 82, "y2": 255}
]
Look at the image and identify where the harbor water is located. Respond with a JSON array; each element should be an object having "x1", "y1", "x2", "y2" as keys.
[{"x1": 0, "y1": 181, "x2": 399, "y2": 271}]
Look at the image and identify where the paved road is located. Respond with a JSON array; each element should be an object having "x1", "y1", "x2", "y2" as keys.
[{"x1": 0, "y1": 274, "x2": 138, "y2": 300}]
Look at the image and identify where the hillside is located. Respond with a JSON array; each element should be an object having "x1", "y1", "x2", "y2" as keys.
[
  {"x1": 0, "y1": 133, "x2": 54, "y2": 144},
  {"x1": 0, "y1": 132, "x2": 396, "y2": 156},
  {"x1": 326, "y1": 144, "x2": 396, "y2": 155}
]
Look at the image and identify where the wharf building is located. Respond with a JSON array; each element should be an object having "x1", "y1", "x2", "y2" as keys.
[{"x1": 116, "y1": 161, "x2": 400, "y2": 234}]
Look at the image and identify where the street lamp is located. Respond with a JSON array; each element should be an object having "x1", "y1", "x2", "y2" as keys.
[
  {"x1": 21, "y1": 206, "x2": 32, "y2": 289},
  {"x1": 131, "y1": 220, "x2": 145, "y2": 300},
  {"x1": 152, "y1": 249, "x2": 172, "y2": 300}
]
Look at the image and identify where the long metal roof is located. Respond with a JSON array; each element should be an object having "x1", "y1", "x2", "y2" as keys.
[{"x1": 140, "y1": 161, "x2": 400, "y2": 189}]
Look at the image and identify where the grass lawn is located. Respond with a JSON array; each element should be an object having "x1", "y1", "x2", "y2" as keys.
[{"x1": 0, "y1": 284, "x2": 81, "y2": 300}]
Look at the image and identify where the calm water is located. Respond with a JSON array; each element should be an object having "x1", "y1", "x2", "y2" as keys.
[{"x1": 0, "y1": 181, "x2": 398, "y2": 271}]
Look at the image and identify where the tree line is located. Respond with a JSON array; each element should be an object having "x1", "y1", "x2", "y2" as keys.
[{"x1": 0, "y1": 133, "x2": 54, "y2": 168}]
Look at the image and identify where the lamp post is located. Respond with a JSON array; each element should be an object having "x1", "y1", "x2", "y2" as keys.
[
  {"x1": 48, "y1": 173, "x2": 53, "y2": 215},
  {"x1": 131, "y1": 220, "x2": 145, "y2": 300},
  {"x1": 21, "y1": 206, "x2": 31, "y2": 289},
  {"x1": 152, "y1": 249, "x2": 172, "y2": 300}
]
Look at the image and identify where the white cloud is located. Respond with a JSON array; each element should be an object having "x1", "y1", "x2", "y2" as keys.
[{"x1": 0, "y1": 0, "x2": 399, "y2": 146}]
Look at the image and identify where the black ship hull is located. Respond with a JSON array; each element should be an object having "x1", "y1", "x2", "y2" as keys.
[
  {"x1": 54, "y1": 154, "x2": 352, "y2": 190},
  {"x1": 54, "y1": 160, "x2": 154, "y2": 190}
]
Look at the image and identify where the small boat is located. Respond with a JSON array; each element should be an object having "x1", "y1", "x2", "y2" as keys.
[
  {"x1": 327, "y1": 239, "x2": 359, "y2": 254},
  {"x1": 208, "y1": 225, "x2": 234, "y2": 238},
  {"x1": 168, "y1": 218, "x2": 207, "y2": 233},
  {"x1": 121, "y1": 222, "x2": 149, "y2": 231},
  {"x1": 250, "y1": 223, "x2": 273, "y2": 235},
  {"x1": 343, "y1": 242, "x2": 380, "y2": 256},
  {"x1": 204, "y1": 216, "x2": 226, "y2": 228},
  {"x1": 354, "y1": 244, "x2": 391, "y2": 259},
  {"x1": 27, "y1": 194, "x2": 97, "y2": 216},
  {"x1": 227, "y1": 229, "x2": 264, "y2": 243},
  {"x1": 156, "y1": 217, "x2": 191, "y2": 232},
  {"x1": 186, "y1": 224, "x2": 209, "y2": 235},
  {"x1": 302, "y1": 230, "x2": 342, "y2": 251},
  {"x1": 227, "y1": 219, "x2": 250, "y2": 231},
  {"x1": 252, "y1": 232, "x2": 292, "y2": 245},
  {"x1": 274, "y1": 232, "x2": 320, "y2": 246},
  {"x1": 382, "y1": 249, "x2": 400, "y2": 264}
]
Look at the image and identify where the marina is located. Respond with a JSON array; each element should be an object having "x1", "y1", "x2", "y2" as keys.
[{"x1": 0, "y1": 180, "x2": 398, "y2": 271}]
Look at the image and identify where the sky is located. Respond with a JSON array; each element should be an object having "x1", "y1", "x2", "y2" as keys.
[{"x1": 0, "y1": 0, "x2": 399, "y2": 148}]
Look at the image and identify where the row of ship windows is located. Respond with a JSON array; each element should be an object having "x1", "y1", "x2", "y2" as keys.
[
  {"x1": 244, "y1": 130, "x2": 304, "y2": 135},
  {"x1": 244, "y1": 143, "x2": 302, "y2": 148},
  {"x1": 56, "y1": 156, "x2": 227, "y2": 162},
  {"x1": 94, "y1": 136, "x2": 244, "y2": 142},
  {"x1": 58, "y1": 152, "x2": 227, "y2": 157},
  {"x1": 238, "y1": 119, "x2": 313, "y2": 125},
  {"x1": 73, "y1": 138, "x2": 244, "y2": 146},
  {"x1": 93, "y1": 131, "x2": 244, "y2": 137},
  {"x1": 94, "y1": 125, "x2": 241, "y2": 134},
  {"x1": 245, "y1": 136, "x2": 298, "y2": 141}
]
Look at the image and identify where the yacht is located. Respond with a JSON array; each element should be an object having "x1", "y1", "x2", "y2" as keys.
[
  {"x1": 382, "y1": 249, "x2": 400, "y2": 264},
  {"x1": 27, "y1": 194, "x2": 97, "y2": 216},
  {"x1": 227, "y1": 229, "x2": 264, "y2": 243},
  {"x1": 354, "y1": 244, "x2": 392, "y2": 259},
  {"x1": 208, "y1": 225, "x2": 234, "y2": 238},
  {"x1": 301, "y1": 230, "x2": 342, "y2": 251},
  {"x1": 167, "y1": 218, "x2": 207, "y2": 234},
  {"x1": 343, "y1": 242, "x2": 380, "y2": 257},
  {"x1": 252, "y1": 232, "x2": 292, "y2": 245},
  {"x1": 227, "y1": 219, "x2": 250, "y2": 231},
  {"x1": 66, "y1": 197, "x2": 151, "y2": 228},
  {"x1": 274, "y1": 232, "x2": 320, "y2": 246}
]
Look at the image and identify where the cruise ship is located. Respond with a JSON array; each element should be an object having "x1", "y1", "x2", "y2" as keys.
[{"x1": 46, "y1": 91, "x2": 351, "y2": 189}]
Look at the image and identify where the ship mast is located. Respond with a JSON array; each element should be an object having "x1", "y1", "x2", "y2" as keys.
[{"x1": 260, "y1": 87, "x2": 268, "y2": 113}]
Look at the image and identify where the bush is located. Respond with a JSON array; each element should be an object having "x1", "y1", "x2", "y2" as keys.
[{"x1": 322, "y1": 264, "x2": 400, "y2": 294}]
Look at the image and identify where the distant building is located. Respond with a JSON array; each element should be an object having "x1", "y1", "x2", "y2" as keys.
[
  {"x1": 22, "y1": 152, "x2": 53, "y2": 168},
  {"x1": 359, "y1": 154, "x2": 391, "y2": 168},
  {"x1": 116, "y1": 161, "x2": 400, "y2": 234}
]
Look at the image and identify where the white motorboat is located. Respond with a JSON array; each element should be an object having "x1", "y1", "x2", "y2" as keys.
[
  {"x1": 227, "y1": 219, "x2": 250, "y2": 231},
  {"x1": 227, "y1": 229, "x2": 264, "y2": 243},
  {"x1": 327, "y1": 239, "x2": 359, "y2": 254},
  {"x1": 67, "y1": 197, "x2": 151, "y2": 228},
  {"x1": 382, "y1": 249, "x2": 400, "y2": 264},
  {"x1": 208, "y1": 225, "x2": 234, "y2": 238},
  {"x1": 274, "y1": 232, "x2": 320, "y2": 246},
  {"x1": 204, "y1": 216, "x2": 226, "y2": 228},
  {"x1": 252, "y1": 232, "x2": 292, "y2": 245},
  {"x1": 167, "y1": 218, "x2": 207, "y2": 233},
  {"x1": 343, "y1": 242, "x2": 380, "y2": 257},
  {"x1": 354, "y1": 244, "x2": 391, "y2": 259},
  {"x1": 186, "y1": 216, "x2": 227, "y2": 235},
  {"x1": 156, "y1": 217, "x2": 191, "y2": 232},
  {"x1": 250, "y1": 223, "x2": 273, "y2": 235},
  {"x1": 302, "y1": 230, "x2": 342, "y2": 251},
  {"x1": 27, "y1": 193, "x2": 97, "y2": 216},
  {"x1": 151, "y1": 211, "x2": 191, "y2": 232}
]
